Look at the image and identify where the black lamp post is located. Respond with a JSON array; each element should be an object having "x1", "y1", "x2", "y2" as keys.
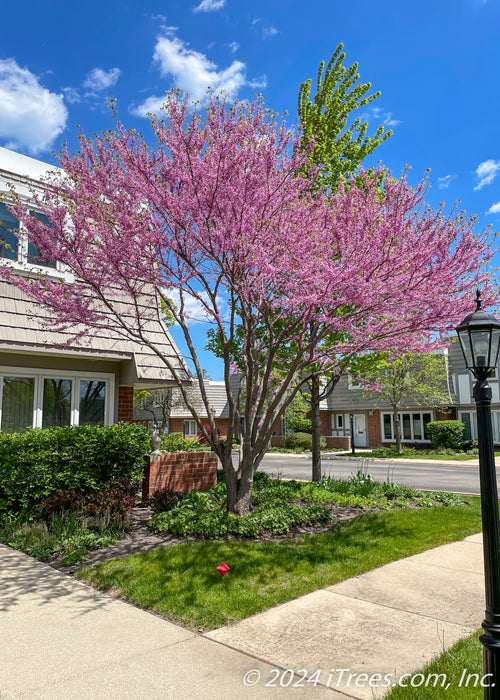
[{"x1": 456, "y1": 290, "x2": 500, "y2": 698}]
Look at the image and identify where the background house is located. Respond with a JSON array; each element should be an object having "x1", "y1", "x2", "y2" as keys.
[
  {"x1": 0, "y1": 146, "x2": 187, "y2": 433},
  {"x1": 134, "y1": 379, "x2": 238, "y2": 438},
  {"x1": 321, "y1": 341, "x2": 499, "y2": 449}
]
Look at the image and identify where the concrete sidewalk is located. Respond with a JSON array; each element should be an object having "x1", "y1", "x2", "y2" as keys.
[{"x1": 0, "y1": 535, "x2": 484, "y2": 699}]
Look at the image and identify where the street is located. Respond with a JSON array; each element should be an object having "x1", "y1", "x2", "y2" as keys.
[{"x1": 252, "y1": 452, "x2": 491, "y2": 495}]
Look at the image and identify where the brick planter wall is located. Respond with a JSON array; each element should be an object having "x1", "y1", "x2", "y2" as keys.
[
  {"x1": 118, "y1": 386, "x2": 134, "y2": 423},
  {"x1": 142, "y1": 451, "x2": 218, "y2": 501},
  {"x1": 325, "y1": 436, "x2": 351, "y2": 450}
]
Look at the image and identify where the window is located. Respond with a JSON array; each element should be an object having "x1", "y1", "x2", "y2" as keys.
[
  {"x1": 0, "y1": 202, "x2": 62, "y2": 275},
  {"x1": 79, "y1": 380, "x2": 106, "y2": 425},
  {"x1": 0, "y1": 203, "x2": 19, "y2": 261},
  {"x1": 0, "y1": 368, "x2": 114, "y2": 433},
  {"x1": 330, "y1": 413, "x2": 350, "y2": 437},
  {"x1": 184, "y1": 420, "x2": 197, "y2": 437},
  {"x1": 347, "y1": 375, "x2": 362, "y2": 390},
  {"x1": 0, "y1": 376, "x2": 35, "y2": 433},
  {"x1": 381, "y1": 412, "x2": 433, "y2": 443},
  {"x1": 42, "y1": 378, "x2": 72, "y2": 428}
]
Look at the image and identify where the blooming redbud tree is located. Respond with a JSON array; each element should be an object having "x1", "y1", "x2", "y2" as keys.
[{"x1": 3, "y1": 93, "x2": 495, "y2": 513}]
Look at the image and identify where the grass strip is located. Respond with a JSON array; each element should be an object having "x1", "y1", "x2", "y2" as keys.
[
  {"x1": 78, "y1": 499, "x2": 482, "y2": 631},
  {"x1": 386, "y1": 631, "x2": 483, "y2": 699}
]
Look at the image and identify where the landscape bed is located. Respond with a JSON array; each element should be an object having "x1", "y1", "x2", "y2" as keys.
[{"x1": 76, "y1": 473, "x2": 482, "y2": 630}]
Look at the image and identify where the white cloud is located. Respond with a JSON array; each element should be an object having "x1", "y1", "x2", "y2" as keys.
[
  {"x1": 383, "y1": 112, "x2": 401, "y2": 127},
  {"x1": 0, "y1": 58, "x2": 67, "y2": 154},
  {"x1": 437, "y1": 175, "x2": 454, "y2": 189},
  {"x1": 262, "y1": 25, "x2": 278, "y2": 39},
  {"x1": 62, "y1": 86, "x2": 81, "y2": 104},
  {"x1": 192, "y1": 0, "x2": 226, "y2": 12},
  {"x1": 83, "y1": 67, "x2": 121, "y2": 93},
  {"x1": 228, "y1": 41, "x2": 239, "y2": 54},
  {"x1": 166, "y1": 288, "x2": 225, "y2": 325},
  {"x1": 363, "y1": 106, "x2": 401, "y2": 129},
  {"x1": 248, "y1": 75, "x2": 268, "y2": 90},
  {"x1": 131, "y1": 31, "x2": 247, "y2": 114},
  {"x1": 486, "y1": 201, "x2": 500, "y2": 215},
  {"x1": 474, "y1": 159, "x2": 500, "y2": 190}
]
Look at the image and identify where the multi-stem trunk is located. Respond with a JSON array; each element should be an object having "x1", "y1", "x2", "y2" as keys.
[
  {"x1": 311, "y1": 373, "x2": 322, "y2": 482},
  {"x1": 221, "y1": 447, "x2": 255, "y2": 514}
]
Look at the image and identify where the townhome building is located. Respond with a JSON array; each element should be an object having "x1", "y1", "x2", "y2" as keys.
[
  {"x1": 0, "y1": 146, "x2": 187, "y2": 433},
  {"x1": 322, "y1": 340, "x2": 499, "y2": 449},
  {"x1": 139, "y1": 339, "x2": 495, "y2": 451}
]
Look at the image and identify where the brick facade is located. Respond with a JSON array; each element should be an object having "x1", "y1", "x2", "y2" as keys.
[
  {"x1": 142, "y1": 451, "x2": 218, "y2": 500},
  {"x1": 367, "y1": 410, "x2": 383, "y2": 448},
  {"x1": 118, "y1": 386, "x2": 134, "y2": 423}
]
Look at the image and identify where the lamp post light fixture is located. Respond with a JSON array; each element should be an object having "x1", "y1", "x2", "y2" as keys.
[{"x1": 456, "y1": 290, "x2": 500, "y2": 697}]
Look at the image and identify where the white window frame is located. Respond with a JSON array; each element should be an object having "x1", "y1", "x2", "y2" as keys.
[
  {"x1": 330, "y1": 412, "x2": 351, "y2": 437},
  {"x1": 183, "y1": 420, "x2": 197, "y2": 437},
  {"x1": 347, "y1": 374, "x2": 362, "y2": 391},
  {"x1": 0, "y1": 366, "x2": 115, "y2": 430},
  {"x1": 0, "y1": 198, "x2": 74, "y2": 283},
  {"x1": 380, "y1": 411, "x2": 434, "y2": 443}
]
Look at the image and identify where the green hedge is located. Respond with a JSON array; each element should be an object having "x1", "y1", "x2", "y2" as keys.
[
  {"x1": 284, "y1": 431, "x2": 327, "y2": 451},
  {"x1": 426, "y1": 420, "x2": 466, "y2": 450},
  {"x1": 0, "y1": 423, "x2": 150, "y2": 515}
]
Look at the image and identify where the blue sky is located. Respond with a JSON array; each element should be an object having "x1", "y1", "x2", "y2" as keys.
[{"x1": 1, "y1": 0, "x2": 499, "y2": 378}]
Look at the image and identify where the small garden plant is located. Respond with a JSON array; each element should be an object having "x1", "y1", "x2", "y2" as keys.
[
  {"x1": 0, "y1": 477, "x2": 136, "y2": 566},
  {"x1": 148, "y1": 470, "x2": 466, "y2": 539},
  {"x1": 0, "y1": 424, "x2": 148, "y2": 565}
]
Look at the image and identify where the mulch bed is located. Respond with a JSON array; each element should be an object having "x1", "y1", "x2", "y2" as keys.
[{"x1": 49, "y1": 502, "x2": 365, "y2": 575}]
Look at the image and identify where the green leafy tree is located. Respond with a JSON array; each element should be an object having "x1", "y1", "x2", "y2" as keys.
[
  {"x1": 352, "y1": 352, "x2": 452, "y2": 453},
  {"x1": 297, "y1": 43, "x2": 392, "y2": 479}
]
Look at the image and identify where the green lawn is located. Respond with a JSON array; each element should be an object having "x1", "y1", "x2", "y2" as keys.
[
  {"x1": 78, "y1": 499, "x2": 482, "y2": 631},
  {"x1": 386, "y1": 631, "x2": 484, "y2": 699}
]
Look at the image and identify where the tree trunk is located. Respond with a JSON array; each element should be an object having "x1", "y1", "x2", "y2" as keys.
[
  {"x1": 311, "y1": 373, "x2": 322, "y2": 482},
  {"x1": 394, "y1": 411, "x2": 402, "y2": 454},
  {"x1": 222, "y1": 448, "x2": 254, "y2": 514}
]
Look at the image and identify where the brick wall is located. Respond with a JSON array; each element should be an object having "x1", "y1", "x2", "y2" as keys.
[
  {"x1": 168, "y1": 417, "x2": 230, "y2": 439},
  {"x1": 367, "y1": 410, "x2": 383, "y2": 448},
  {"x1": 142, "y1": 451, "x2": 218, "y2": 500},
  {"x1": 325, "y1": 436, "x2": 351, "y2": 450},
  {"x1": 118, "y1": 386, "x2": 134, "y2": 423}
]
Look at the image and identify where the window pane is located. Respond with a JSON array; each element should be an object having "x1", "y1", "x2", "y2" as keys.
[
  {"x1": 79, "y1": 380, "x2": 105, "y2": 425},
  {"x1": 423, "y1": 413, "x2": 432, "y2": 439},
  {"x1": 0, "y1": 202, "x2": 19, "y2": 261},
  {"x1": 1, "y1": 376, "x2": 34, "y2": 432},
  {"x1": 413, "y1": 415, "x2": 422, "y2": 440},
  {"x1": 42, "y1": 378, "x2": 72, "y2": 428},
  {"x1": 185, "y1": 420, "x2": 197, "y2": 436},
  {"x1": 402, "y1": 414, "x2": 411, "y2": 440},
  {"x1": 383, "y1": 414, "x2": 392, "y2": 440},
  {"x1": 27, "y1": 212, "x2": 57, "y2": 268},
  {"x1": 462, "y1": 413, "x2": 472, "y2": 441}
]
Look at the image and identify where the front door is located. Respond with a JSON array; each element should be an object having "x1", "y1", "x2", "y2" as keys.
[{"x1": 353, "y1": 413, "x2": 367, "y2": 448}]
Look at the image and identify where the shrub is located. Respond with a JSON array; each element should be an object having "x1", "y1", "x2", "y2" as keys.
[
  {"x1": 147, "y1": 487, "x2": 183, "y2": 513},
  {"x1": 161, "y1": 432, "x2": 198, "y2": 452},
  {"x1": 426, "y1": 420, "x2": 466, "y2": 451},
  {"x1": 287, "y1": 416, "x2": 313, "y2": 434},
  {"x1": 150, "y1": 501, "x2": 331, "y2": 538},
  {"x1": 284, "y1": 432, "x2": 326, "y2": 451},
  {"x1": 196, "y1": 424, "x2": 221, "y2": 444},
  {"x1": 84, "y1": 478, "x2": 137, "y2": 520},
  {"x1": 0, "y1": 423, "x2": 149, "y2": 515},
  {"x1": 39, "y1": 489, "x2": 87, "y2": 520}
]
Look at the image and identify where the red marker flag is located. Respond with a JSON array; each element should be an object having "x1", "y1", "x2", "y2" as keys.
[{"x1": 216, "y1": 562, "x2": 230, "y2": 577}]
